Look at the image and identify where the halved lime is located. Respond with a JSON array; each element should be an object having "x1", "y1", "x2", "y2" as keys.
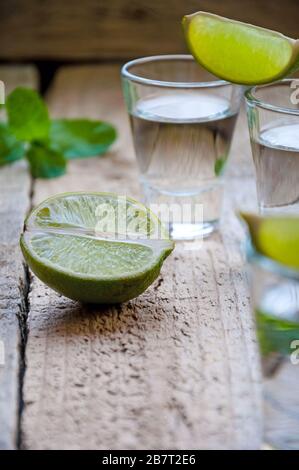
[
  {"x1": 240, "y1": 212, "x2": 299, "y2": 269},
  {"x1": 183, "y1": 11, "x2": 299, "y2": 85},
  {"x1": 21, "y1": 192, "x2": 174, "y2": 303}
]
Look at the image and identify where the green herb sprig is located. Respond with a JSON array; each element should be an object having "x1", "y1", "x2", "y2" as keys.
[{"x1": 0, "y1": 87, "x2": 117, "y2": 178}]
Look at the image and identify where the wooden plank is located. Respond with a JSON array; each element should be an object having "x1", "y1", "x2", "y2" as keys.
[
  {"x1": 21, "y1": 65, "x2": 262, "y2": 449},
  {"x1": 0, "y1": 66, "x2": 38, "y2": 449},
  {"x1": 0, "y1": 0, "x2": 298, "y2": 60},
  {"x1": 228, "y1": 102, "x2": 254, "y2": 178}
]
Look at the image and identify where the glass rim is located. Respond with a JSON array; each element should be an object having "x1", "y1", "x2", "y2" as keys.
[
  {"x1": 121, "y1": 54, "x2": 230, "y2": 89},
  {"x1": 245, "y1": 78, "x2": 299, "y2": 116},
  {"x1": 246, "y1": 238, "x2": 299, "y2": 281}
]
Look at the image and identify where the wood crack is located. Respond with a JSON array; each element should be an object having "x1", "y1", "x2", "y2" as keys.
[
  {"x1": 16, "y1": 263, "x2": 31, "y2": 449},
  {"x1": 17, "y1": 177, "x2": 34, "y2": 450}
]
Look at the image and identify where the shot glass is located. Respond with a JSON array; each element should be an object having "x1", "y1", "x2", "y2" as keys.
[
  {"x1": 247, "y1": 240, "x2": 299, "y2": 449},
  {"x1": 121, "y1": 55, "x2": 242, "y2": 240},
  {"x1": 245, "y1": 79, "x2": 299, "y2": 215}
]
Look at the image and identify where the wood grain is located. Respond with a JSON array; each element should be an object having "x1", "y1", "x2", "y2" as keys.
[
  {"x1": 0, "y1": 66, "x2": 37, "y2": 449},
  {"x1": 21, "y1": 65, "x2": 262, "y2": 449},
  {"x1": 0, "y1": 0, "x2": 298, "y2": 60}
]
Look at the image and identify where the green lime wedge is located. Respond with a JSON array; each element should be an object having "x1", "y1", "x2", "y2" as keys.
[
  {"x1": 183, "y1": 11, "x2": 299, "y2": 85},
  {"x1": 20, "y1": 192, "x2": 174, "y2": 304},
  {"x1": 240, "y1": 212, "x2": 299, "y2": 269}
]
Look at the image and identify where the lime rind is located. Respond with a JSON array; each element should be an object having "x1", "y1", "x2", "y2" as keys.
[
  {"x1": 21, "y1": 233, "x2": 169, "y2": 303},
  {"x1": 240, "y1": 212, "x2": 299, "y2": 271},
  {"x1": 183, "y1": 11, "x2": 299, "y2": 85},
  {"x1": 21, "y1": 192, "x2": 174, "y2": 303}
]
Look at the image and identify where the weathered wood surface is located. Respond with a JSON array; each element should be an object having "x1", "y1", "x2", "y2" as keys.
[
  {"x1": 0, "y1": 66, "x2": 38, "y2": 449},
  {"x1": 0, "y1": 0, "x2": 298, "y2": 60},
  {"x1": 20, "y1": 65, "x2": 262, "y2": 450}
]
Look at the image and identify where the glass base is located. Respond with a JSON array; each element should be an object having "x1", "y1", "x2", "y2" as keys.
[
  {"x1": 141, "y1": 178, "x2": 223, "y2": 241},
  {"x1": 169, "y1": 220, "x2": 218, "y2": 240}
]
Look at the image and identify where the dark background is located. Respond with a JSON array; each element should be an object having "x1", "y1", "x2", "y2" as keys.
[{"x1": 0, "y1": 0, "x2": 298, "y2": 91}]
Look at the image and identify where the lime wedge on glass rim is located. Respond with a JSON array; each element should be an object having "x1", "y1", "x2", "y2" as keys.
[
  {"x1": 20, "y1": 192, "x2": 174, "y2": 304},
  {"x1": 183, "y1": 11, "x2": 299, "y2": 85},
  {"x1": 240, "y1": 212, "x2": 299, "y2": 270}
]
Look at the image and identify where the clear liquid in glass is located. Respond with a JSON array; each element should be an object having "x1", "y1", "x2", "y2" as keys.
[
  {"x1": 252, "y1": 123, "x2": 299, "y2": 214},
  {"x1": 129, "y1": 92, "x2": 238, "y2": 239}
]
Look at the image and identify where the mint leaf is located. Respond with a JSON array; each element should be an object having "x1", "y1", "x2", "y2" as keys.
[
  {"x1": 6, "y1": 88, "x2": 50, "y2": 141},
  {"x1": 26, "y1": 142, "x2": 66, "y2": 179},
  {"x1": 50, "y1": 119, "x2": 116, "y2": 159},
  {"x1": 1, "y1": 87, "x2": 117, "y2": 179},
  {"x1": 0, "y1": 123, "x2": 25, "y2": 166},
  {"x1": 214, "y1": 156, "x2": 227, "y2": 176}
]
